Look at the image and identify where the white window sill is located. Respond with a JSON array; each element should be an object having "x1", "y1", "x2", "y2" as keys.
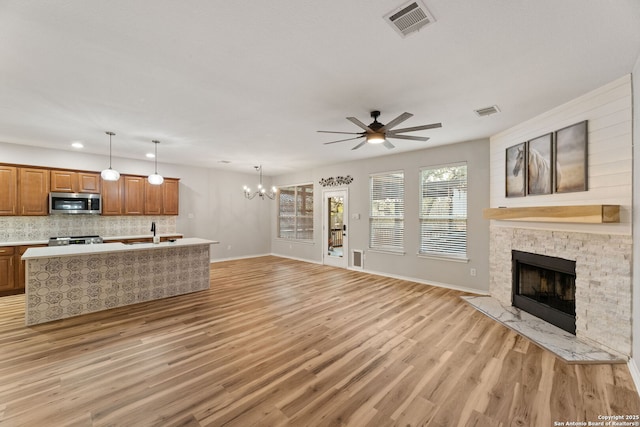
[
  {"x1": 417, "y1": 253, "x2": 469, "y2": 263},
  {"x1": 275, "y1": 238, "x2": 315, "y2": 245},
  {"x1": 368, "y1": 249, "x2": 406, "y2": 256}
]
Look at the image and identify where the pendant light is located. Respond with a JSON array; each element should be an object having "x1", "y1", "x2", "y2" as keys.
[
  {"x1": 101, "y1": 131, "x2": 120, "y2": 181},
  {"x1": 147, "y1": 140, "x2": 164, "y2": 185}
]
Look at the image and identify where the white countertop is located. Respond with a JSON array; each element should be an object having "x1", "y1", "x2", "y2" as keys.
[
  {"x1": 22, "y1": 238, "x2": 219, "y2": 260},
  {"x1": 0, "y1": 233, "x2": 183, "y2": 247}
]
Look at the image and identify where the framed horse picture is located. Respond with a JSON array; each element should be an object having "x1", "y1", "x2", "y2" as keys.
[
  {"x1": 505, "y1": 142, "x2": 526, "y2": 197},
  {"x1": 526, "y1": 133, "x2": 553, "y2": 195},
  {"x1": 555, "y1": 120, "x2": 588, "y2": 193}
]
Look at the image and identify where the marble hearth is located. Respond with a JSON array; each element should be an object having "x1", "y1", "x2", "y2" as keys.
[{"x1": 489, "y1": 225, "x2": 632, "y2": 358}]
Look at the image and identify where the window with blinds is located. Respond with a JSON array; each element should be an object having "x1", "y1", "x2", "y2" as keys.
[
  {"x1": 419, "y1": 163, "x2": 467, "y2": 258},
  {"x1": 278, "y1": 183, "x2": 313, "y2": 240},
  {"x1": 369, "y1": 171, "x2": 404, "y2": 251}
]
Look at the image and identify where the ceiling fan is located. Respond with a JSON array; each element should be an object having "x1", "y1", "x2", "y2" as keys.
[{"x1": 318, "y1": 110, "x2": 442, "y2": 150}]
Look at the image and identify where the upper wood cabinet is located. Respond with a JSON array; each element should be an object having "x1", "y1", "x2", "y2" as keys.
[
  {"x1": 18, "y1": 168, "x2": 50, "y2": 216},
  {"x1": 144, "y1": 180, "x2": 163, "y2": 215},
  {"x1": 0, "y1": 163, "x2": 179, "y2": 216},
  {"x1": 0, "y1": 166, "x2": 18, "y2": 216},
  {"x1": 162, "y1": 178, "x2": 179, "y2": 215},
  {"x1": 144, "y1": 178, "x2": 179, "y2": 215},
  {"x1": 51, "y1": 170, "x2": 101, "y2": 193},
  {"x1": 101, "y1": 178, "x2": 124, "y2": 216},
  {"x1": 123, "y1": 176, "x2": 145, "y2": 215}
]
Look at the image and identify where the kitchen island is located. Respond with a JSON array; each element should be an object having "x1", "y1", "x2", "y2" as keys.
[{"x1": 22, "y1": 238, "x2": 216, "y2": 325}]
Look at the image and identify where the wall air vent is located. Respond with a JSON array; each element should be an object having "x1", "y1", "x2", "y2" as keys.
[
  {"x1": 352, "y1": 250, "x2": 364, "y2": 269},
  {"x1": 474, "y1": 105, "x2": 501, "y2": 117},
  {"x1": 384, "y1": 0, "x2": 436, "y2": 38}
]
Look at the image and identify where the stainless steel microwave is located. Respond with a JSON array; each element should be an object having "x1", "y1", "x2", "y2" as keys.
[{"x1": 49, "y1": 192, "x2": 102, "y2": 214}]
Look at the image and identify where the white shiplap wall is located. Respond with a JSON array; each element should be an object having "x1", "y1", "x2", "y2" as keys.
[{"x1": 489, "y1": 75, "x2": 632, "y2": 235}]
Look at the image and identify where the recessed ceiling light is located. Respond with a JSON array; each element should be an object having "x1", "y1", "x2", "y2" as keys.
[
  {"x1": 146, "y1": 153, "x2": 155, "y2": 158},
  {"x1": 71, "y1": 142, "x2": 84, "y2": 149}
]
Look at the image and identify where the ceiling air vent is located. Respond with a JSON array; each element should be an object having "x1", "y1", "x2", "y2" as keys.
[
  {"x1": 384, "y1": 1, "x2": 436, "y2": 38},
  {"x1": 474, "y1": 105, "x2": 501, "y2": 117}
]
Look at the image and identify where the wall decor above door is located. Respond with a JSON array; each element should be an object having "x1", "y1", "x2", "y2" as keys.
[{"x1": 319, "y1": 176, "x2": 353, "y2": 187}]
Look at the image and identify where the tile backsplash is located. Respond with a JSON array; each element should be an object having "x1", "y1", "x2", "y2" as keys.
[{"x1": 0, "y1": 216, "x2": 177, "y2": 242}]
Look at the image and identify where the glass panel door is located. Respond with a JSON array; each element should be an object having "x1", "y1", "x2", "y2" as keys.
[{"x1": 323, "y1": 189, "x2": 348, "y2": 268}]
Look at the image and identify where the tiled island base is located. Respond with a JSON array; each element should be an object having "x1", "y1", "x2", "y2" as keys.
[
  {"x1": 462, "y1": 295, "x2": 626, "y2": 364},
  {"x1": 24, "y1": 239, "x2": 212, "y2": 325}
]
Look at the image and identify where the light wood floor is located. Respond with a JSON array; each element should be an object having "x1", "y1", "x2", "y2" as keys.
[{"x1": 0, "y1": 256, "x2": 639, "y2": 426}]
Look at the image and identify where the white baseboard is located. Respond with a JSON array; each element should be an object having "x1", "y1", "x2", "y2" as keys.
[
  {"x1": 628, "y1": 358, "x2": 640, "y2": 395},
  {"x1": 350, "y1": 267, "x2": 490, "y2": 296},
  {"x1": 212, "y1": 253, "x2": 489, "y2": 295},
  {"x1": 210, "y1": 253, "x2": 271, "y2": 263},
  {"x1": 270, "y1": 253, "x2": 323, "y2": 265}
]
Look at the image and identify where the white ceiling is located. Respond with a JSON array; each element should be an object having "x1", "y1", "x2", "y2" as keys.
[{"x1": 1, "y1": 1, "x2": 639, "y2": 175}]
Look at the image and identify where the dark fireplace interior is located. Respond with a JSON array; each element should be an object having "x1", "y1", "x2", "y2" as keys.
[{"x1": 512, "y1": 250, "x2": 576, "y2": 334}]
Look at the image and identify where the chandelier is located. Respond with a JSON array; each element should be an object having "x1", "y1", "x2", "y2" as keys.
[{"x1": 243, "y1": 165, "x2": 276, "y2": 200}]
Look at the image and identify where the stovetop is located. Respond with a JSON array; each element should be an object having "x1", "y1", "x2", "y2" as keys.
[{"x1": 48, "y1": 235, "x2": 104, "y2": 246}]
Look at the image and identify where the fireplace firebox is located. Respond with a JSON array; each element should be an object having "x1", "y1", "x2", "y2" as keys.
[{"x1": 512, "y1": 250, "x2": 576, "y2": 334}]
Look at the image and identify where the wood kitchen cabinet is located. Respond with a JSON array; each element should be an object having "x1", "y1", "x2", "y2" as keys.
[
  {"x1": 18, "y1": 168, "x2": 50, "y2": 215},
  {"x1": 51, "y1": 170, "x2": 101, "y2": 193},
  {"x1": 144, "y1": 178, "x2": 179, "y2": 215},
  {"x1": 101, "y1": 178, "x2": 124, "y2": 215},
  {"x1": 144, "y1": 180, "x2": 163, "y2": 215},
  {"x1": 0, "y1": 247, "x2": 16, "y2": 293},
  {"x1": 162, "y1": 178, "x2": 179, "y2": 215},
  {"x1": 124, "y1": 176, "x2": 145, "y2": 215},
  {"x1": 17, "y1": 244, "x2": 46, "y2": 291},
  {"x1": 0, "y1": 166, "x2": 18, "y2": 215},
  {"x1": 0, "y1": 244, "x2": 47, "y2": 296}
]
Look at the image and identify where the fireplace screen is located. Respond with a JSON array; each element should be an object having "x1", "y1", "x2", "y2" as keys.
[{"x1": 512, "y1": 250, "x2": 576, "y2": 334}]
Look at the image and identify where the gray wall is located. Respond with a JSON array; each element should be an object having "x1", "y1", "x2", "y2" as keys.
[
  {"x1": 271, "y1": 139, "x2": 491, "y2": 294},
  {"x1": 0, "y1": 142, "x2": 272, "y2": 260},
  {"x1": 1, "y1": 138, "x2": 490, "y2": 293}
]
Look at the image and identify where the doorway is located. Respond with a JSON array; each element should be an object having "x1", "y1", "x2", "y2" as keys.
[{"x1": 323, "y1": 189, "x2": 348, "y2": 268}]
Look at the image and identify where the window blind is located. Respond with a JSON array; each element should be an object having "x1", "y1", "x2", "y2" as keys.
[
  {"x1": 419, "y1": 164, "x2": 467, "y2": 258},
  {"x1": 278, "y1": 184, "x2": 313, "y2": 240},
  {"x1": 369, "y1": 171, "x2": 404, "y2": 251}
]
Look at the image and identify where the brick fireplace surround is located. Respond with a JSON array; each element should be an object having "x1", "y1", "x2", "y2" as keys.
[{"x1": 489, "y1": 225, "x2": 632, "y2": 357}]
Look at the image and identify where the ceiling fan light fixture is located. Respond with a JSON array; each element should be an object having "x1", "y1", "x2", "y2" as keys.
[{"x1": 367, "y1": 132, "x2": 386, "y2": 144}]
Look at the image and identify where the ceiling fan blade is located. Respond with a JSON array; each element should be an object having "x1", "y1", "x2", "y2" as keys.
[
  {"x1": 323, "y1": 136, "x2": 365, "y2": 145},
  {"x1": 383, "y1": 140, "x2": 395, "y2": 150},
  {"x1": 388, "y1": 134, "x2": 430, "y2": 141},
  {"x1": 351, "y1": 140, "x2": 368, "y2": 150},
  {"x1": 346, "y1": 116, "x2": 373, "y2": 132},
  {"x1": 379, "y1": 112, "x2": 413, "y2": 132},
  {"x1": 388, "y1": 123, "x2": 442, "y2": 134},
  {"x1": 317, "y1": 130, "x2": 364, "y2": 135}
]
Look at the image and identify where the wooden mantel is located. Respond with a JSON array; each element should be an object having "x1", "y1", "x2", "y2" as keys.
[{"x1": 483, "y1": 205, "x2": 620, "y2": 223}]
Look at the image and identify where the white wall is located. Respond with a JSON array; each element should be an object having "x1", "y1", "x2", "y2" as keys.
[
  {"x1": 0, "y1": 142, "x2": 272, "y2": 259},
  {"x1": 271, "y1": 139, "x2": 491, "y2": 294},
  {"x1": 489, "y1": 75, "x2": 633, "y2": 235}
]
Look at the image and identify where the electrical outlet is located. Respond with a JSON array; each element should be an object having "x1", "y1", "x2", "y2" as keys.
[
  {"x1": 470, "y1": 268, "x2": 477, "y2": 277},
  {"x1": 227, "y1": 245, "x2": 231, "y2": 250}
]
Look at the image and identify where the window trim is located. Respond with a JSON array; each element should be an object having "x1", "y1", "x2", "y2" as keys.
[
  {"x1": 277, "y1": 182, "x2": 314, "y2": 242},
  {"x1": 369, "y1": 169, "x2": 405, "y2": 252},
  {"x1": 418, "y1": 162, "x2": 468, "y2": 261}
]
